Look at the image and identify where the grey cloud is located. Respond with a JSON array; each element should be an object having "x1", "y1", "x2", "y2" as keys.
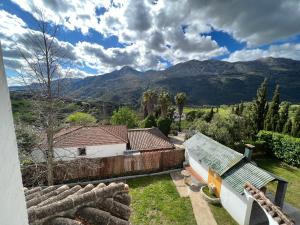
[{"x1": 125, "y1": 0, "x2": 152, "y2": 32}]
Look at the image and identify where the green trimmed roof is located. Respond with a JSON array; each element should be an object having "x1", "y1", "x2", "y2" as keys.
[
  {"x1": 222, "y1": 161, "x2": 275, "y2": 194},
  {"x1": 184, "y1": 133, "x2": 244, "y2": 175},
  {"x1": 184, "y1": 133, "x2": 275, "y2": 195}
]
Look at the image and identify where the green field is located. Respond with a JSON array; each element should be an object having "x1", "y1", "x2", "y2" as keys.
[
  {"x1": 209, "y1": 204, "x2": 238, "y2": 225},
  {"x1": 255, "y1": 157, "x2": 300, "y2": 209},
  {"x1": 127, "y1": 175, "x2": 197, "y2": 225}
]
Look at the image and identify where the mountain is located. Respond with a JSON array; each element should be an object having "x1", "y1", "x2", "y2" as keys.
[{"x1": 15, "y1": 57, "x2": 300, "y2": 106}]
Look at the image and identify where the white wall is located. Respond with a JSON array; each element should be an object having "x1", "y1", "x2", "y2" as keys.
[
  {"x1": 0, "y1": 43, "x2": 29, "y2": 225},
  {"x1": 186, "y1": 150, "x2": 209, "y2": 181},
  {"x1": 32, "y1": 143, "x2": 127, "y2": 162},
  {"x1": 220, "y1": 181, "x2": 249, "y2": 225}
]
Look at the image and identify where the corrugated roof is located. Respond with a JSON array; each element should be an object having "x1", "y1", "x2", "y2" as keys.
[
  {"x1": 184, "y1": 133, "x2": 244, "y2": 175},
  {"x1": 222, "y1": 161, "x2": 275, "y2": 194},
  {"x1": 128, "y1": 128, "x2": 174, "y2": 151}
]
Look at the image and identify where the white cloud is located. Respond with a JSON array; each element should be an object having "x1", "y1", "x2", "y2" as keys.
[
  {"x1": 2, "y1": 0, "x2": 300, "y2": 80},
  {"x1": 226, "y1": 43, "x2": 300, "y2": 62}
]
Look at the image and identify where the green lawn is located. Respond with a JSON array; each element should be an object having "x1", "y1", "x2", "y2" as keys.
[
  {"x1": 255, "y1": 157, "x2": 300, "y2": 209},
  {"x1": 127, "y1": 174, "x2": 197, "y2": 225},
  {"x1": 209, "y1": 204, "x2": 238, "y2": 225}
]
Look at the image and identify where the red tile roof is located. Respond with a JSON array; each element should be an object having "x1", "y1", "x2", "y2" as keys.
[
  {"x1": 244, "y1": 182, "x2": 295, "y2": 225},
  {"x1": 128, "y1": 128, "x2": 174, "y2": 151},
  {"x1": 53, "y1": 126, "x2": 128, "y2": 148},
  {"x1": 25, "y1": 182, "x2": 131, "y2": 225}
]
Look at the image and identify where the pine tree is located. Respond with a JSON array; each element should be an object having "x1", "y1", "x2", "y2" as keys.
[
  {"x1": 235, "y1": 105, "x2": 240, "y2": 115},
  {"x1": 292, "y1": 107, "x2": 300, "y2": 137},
  {"x1": 239, "y1": 102, "x2": 244, "y2": 115},
  {"x1": 264, "y1": 85, "x2": 280, "y2": 131},
  {"x1": 283, "y1": 119, "x2": 292, "y2": 135},
  {"x1": 254, "y1": 78, "x2": 268, "y2": 131},
  {"x1": 276, "y1": 102, "x2": 290, "y2": 132}
]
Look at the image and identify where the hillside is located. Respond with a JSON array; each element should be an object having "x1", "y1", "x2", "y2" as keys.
[{"x1": 14, "y1": 57, "x2": 300, "y2": 106}]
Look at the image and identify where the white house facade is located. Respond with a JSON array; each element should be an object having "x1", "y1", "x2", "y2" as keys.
[
  {"x1": 32, "y1": 126, "x2": 129, "y2": 162},
  {"x1": 0, "y1": 43, "x2": 29, "y2": 225},
  {"x1": 184, "y1": 133, "x2": 292, "y2": 225}
]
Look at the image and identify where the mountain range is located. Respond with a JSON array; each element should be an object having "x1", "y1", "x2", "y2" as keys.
[{"x1": 12, "y1": 57, "x2": 300, "y2": 106}]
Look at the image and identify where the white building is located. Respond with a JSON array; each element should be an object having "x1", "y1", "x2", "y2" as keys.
[
  {"x1": 184, "y1": 133, "x2": 292, "y2": 225},
  {"x1": 32, "y1": 125, "x2": 129, "y2": 162},
  {"x1": 0, "y1": 43, "x2": 29, "y2": 225}
]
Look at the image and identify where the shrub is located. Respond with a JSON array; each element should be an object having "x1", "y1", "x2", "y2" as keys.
[
  {"x1": 186, "y1": 110, "x2": 197, "y2": 121},
  {"x1": 141, "y1": 114, "x2": 157, "y2": 128},
  {"x1": 157, "y1": 117, "x2": 172, "y2": 136},
  {"x1": 66, "y1": 112, "x2": 96, "y2": 125},
  {"x1": 256, "y1": 130, "x2": 300, "y2": 166},
  {"x1": 110, "y1": 107, "x2": 138, "y2": 128}
]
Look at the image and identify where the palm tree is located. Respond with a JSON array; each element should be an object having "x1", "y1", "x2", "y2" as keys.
[
  {"x1": 142, "y1": 90, "x2": 157, "y2": 117},
  {"x1": 158, "y1": 91, "x2": 171, "y2": 117},
  {"x1": 175, "y1": 92, "x2": 187, "y2": 131}
]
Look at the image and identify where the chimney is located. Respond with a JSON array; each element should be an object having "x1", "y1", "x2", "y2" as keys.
[{"x1": 244, "y1": 144, "x2": 254, "y2": 161}]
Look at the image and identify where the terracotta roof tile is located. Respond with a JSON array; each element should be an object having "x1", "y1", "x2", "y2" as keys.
[
  {"x1": 244, "y1": 182, "x2": 295, "y2": 225},
  {"x1": 128, "y1": 127, "x2": 174, "y2": 151},
  {"x1": 53, "y1": 126, "x2": 127, "y2": 148},
  {"x1": 25, "y1": 182, "x2": 131, "y2": 225}
]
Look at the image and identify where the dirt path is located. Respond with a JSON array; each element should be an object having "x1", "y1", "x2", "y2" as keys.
[{"x1": 170, "y1": 172, "x2": 218, "y2": 225}]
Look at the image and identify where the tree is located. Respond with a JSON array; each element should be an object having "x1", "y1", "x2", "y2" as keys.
[
  {"x1": 17, "y1": 11, "x2": 74, "y2": 185},
  {"x1": 110, "y1": 107, "x2": 138, "y2": 128},
  {"x1": 292, "y1": 107, "x2": 300, "y2": 137},
  {"x1": 254, "y1": 78, "x2": 268, "y2": 132},
  {"x1": 142, "y1": 90, "x2": 157, "y2": 117},
  {"x1": 283, "y1": 119, "x2": 292, "y2": 135},
  {"x1": 203, "y1": 107, "x2": 214, "y2": 122},
  {"x1": 157, "y1": 117, "x2": 172, "y2": 136},
  {"x1": 264, "y1": 85, "x2": 280, "y2": 131},
  {"x1": 141, "y1": 114, "x2": 157, "y2": 128},
  {"x1": 277, "y1": 102, "x2": 290, "y2": 132},
  {"x1": 66, "y1": 112, "x2": 96, "y2": 125},
  {"x1": 158, "y1": 91, "x2": 171, "y2": 117},
  {"x1": 175, "y1": 92, "x2": 187, "y2": 131}
]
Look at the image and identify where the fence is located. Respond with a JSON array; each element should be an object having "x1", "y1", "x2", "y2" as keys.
[{"x1": 22, "y1": 149, "x2": 185, "y2": 186}]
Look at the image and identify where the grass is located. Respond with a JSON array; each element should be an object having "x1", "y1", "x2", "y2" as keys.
[
  {"x1": 255, "y1": 157, "x2": 300, "y2": 209},
  {"x1": 127, "y1": 174, "x2": 197, "y2": 225},
  {"x1": 209, "y1": 204, "x2": 238, "y2": 225}
]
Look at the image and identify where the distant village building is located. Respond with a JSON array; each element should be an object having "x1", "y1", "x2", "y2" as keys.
[
  {"x1": 184, "y1": 133, "x2": 293, "y2": 225},
  {"x1": 32, "y1": 126, "x2": 175, "y2": 162}
]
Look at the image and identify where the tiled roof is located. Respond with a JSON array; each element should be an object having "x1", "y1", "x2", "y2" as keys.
[
  {"x1": 128, "y1": 128, "x2": 175, "y2": 151},
  {"x1": 183, "y1": 133, "x2": 244, "y2": 175},
  {"x1": 101, "y1": 125, "x2": 128, "y2": 143},
  {"x1": 53, "y1": 126, "x2": 128, "y2": 148},
  {"x1": 24, "y1": 182, "x2": 131, "y2": 225},
  {"x1": 222, "y1": 161, "x2": 275, "y2": 194},
  {"x1": 244, "y1": 183, "x2": 295, "y2": 225}
]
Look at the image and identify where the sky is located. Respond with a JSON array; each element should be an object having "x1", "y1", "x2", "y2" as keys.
[{"x1": 1, "y1": 0, "x2": 300, "y2": 86}]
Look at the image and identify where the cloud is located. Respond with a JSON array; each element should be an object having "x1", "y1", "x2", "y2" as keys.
[
  {"x1": 2, "y1": 0, "x2": 300, "y2": 80},
  {"x1": 226, "y1": 43, "x2": 300, "y2": 62}
]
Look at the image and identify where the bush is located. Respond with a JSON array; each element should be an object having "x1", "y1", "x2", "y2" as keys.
[
  {"x1": 186, "y1": 110, "x2": 197, "y2": 121},
  {"x1": 111, "y1": 107, "x2": 138, "y2": 128},
  {"x1": 66, "y1": 112, "x2": 96, "y2": 125},
  {"x1": 256, "y1": 130, "x2": 300, "y2": 166},
  {"x1": 141, "y1": 114, "x2": 157, "y2": 128},
  {"x1": 157, "y1": 117, "x2": 172, "y2": 136}
]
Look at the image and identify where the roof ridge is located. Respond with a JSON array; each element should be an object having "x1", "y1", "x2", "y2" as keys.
[
  {"x1": 99, "y1": 126, "x2": 128, "y2": 143},
  {"x1": 54, "y1": 126, "x2": 83, "y2": 140}
]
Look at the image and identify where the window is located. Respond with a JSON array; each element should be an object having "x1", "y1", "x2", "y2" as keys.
[{"x1": 78, "y1": 147, "x2": 86, "y2": 156}]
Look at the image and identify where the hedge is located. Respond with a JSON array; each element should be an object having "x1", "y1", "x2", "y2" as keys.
[{"x1": 256, "y1": 130, "x2": 300, "y2": 166}]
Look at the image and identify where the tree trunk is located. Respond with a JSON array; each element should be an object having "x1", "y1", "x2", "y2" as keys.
[{"x1": 46, "y1": 125, "x2": 54, "y2": 186}]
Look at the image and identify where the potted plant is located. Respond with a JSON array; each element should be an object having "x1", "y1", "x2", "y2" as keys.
[{"x1": 200, "y1": 183, "x2": 220, "y2": 205}]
